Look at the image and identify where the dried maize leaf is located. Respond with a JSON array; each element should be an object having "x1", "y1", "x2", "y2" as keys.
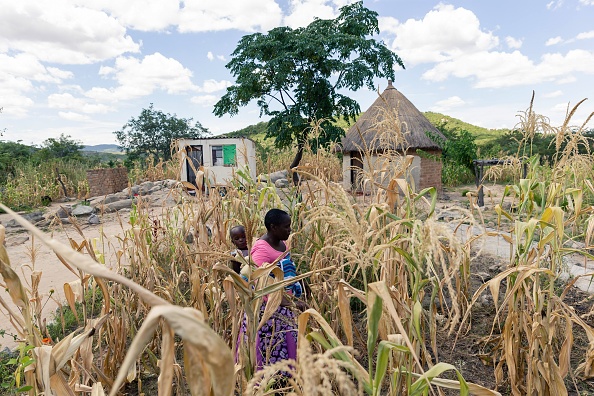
[
  {"x1": 158, "y1": 323, "x2": 175, "y2": 396},
  {"x1": 64, "y1": 279, "x2": 83, "y2": 322}
]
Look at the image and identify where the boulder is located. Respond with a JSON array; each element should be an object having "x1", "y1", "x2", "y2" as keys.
[
  {"x1": 72, "y1": 205, "x2": 94, "y2": 216},
  {"x1": 105, "y1": 199, "x2": 134, "y2": 212},
  {"x1": 7, "y1": 235, "x2": 29, "y2": 246},
  {"x1": 139, "y1": 186, "x2": 152, "y2": 196},
  {"x1": 165, "y1": 179, "x2": 177, "y2": 188},
  {"x1": 140, "y1": 181, "x2": 154, "y2": 190},
  {"x1": 122, "y1": 186, "x2": 140, "y2": 196},
  {"x1": 56, "y1": 206, "x2": 72, "y2": 218},
  {"x1": 259, "y1": 170, "x2": 288, "y2": 183},
  {"x1": 5, "y1": 219, "x2": 21, "y2": 228},
  {"x1": 88, "y1": 197, "x2": 104, "y2": 207},
  {"x1": 103, "y1": 195, "x2": 122, "y2": 205},
  {"x1": 149, "y1": 185, "x2": 163, "y2": 194},
  {"x1": 88, "y1": 213, "x2": 101, "y2": 224},
  {"x1": 275, "y1": 179, "x2": 290, "y2": 188},
  {"x1": 23, "y1": 211, "x2": 45, "y2": 224}
]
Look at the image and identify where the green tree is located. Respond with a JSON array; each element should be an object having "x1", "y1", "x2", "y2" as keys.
[
  {"x1": 0, "y1": 140, "x2": 36, "y2": 182},
  {"x1": 214, "y1": 1, "x2": 404, "y2": 183},
  {"x1": 114, "y1": 104, "x2": 208, "y2": 161},
  {"x1": 37, "y1": 134, "x2": 84, "y2": 160}
]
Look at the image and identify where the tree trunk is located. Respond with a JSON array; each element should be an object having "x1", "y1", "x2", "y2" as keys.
[{"x1": 289, "y1": 140, "x2": 305, "y2": 186}]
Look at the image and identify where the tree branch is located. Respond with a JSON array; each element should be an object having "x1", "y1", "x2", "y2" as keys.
[{"x1": 266, "y1": 93, "x2": 286, "y2": 109}]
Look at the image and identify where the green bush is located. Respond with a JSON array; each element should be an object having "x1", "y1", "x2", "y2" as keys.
[
  {"x1": 46, "y1": 288, "x2": 104, "y2": 342},
  {"x1": 442, "y1": 162, "x2": 475, "y2": 187}
]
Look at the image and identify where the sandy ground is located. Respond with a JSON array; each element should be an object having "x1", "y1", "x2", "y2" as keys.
[
  {"x1": 0, "y1": 203, "x2": 134, "y2": 350},
  {"x1": 440, "y1": 183, "x2": 594, "y2": 293}
]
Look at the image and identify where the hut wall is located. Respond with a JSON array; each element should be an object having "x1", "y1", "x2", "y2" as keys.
[
  {"x1": 418, "y1": 149, "x2": 442, "y2": 191},
  {"x1": 342, "y1": 151, "x2": 422, "y2": 192},
  {"x1": 342, "y1": 153, "x2": 351, "y2": 190},
  {"x1": 87, "y1": 167, "x2": 129, "y2": 197}
]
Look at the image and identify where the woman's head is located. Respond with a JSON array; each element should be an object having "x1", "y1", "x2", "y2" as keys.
[{"x1": 264, "y1": 209, "x2": 291, "y2": 241}]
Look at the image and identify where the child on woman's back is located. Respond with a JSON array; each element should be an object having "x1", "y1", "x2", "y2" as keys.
[{"x1": 230, "y1": 225, "x2": 250, "y2": 279}]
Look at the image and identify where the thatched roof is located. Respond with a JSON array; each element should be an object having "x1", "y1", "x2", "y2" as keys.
[{"x1": 341, "y1": 81, "x2": 445, "y2": 152}]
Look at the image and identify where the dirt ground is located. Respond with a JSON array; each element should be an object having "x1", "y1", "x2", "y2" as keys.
[{"x1": 0, "y1": 195, "x2": 169, "y2": 350}]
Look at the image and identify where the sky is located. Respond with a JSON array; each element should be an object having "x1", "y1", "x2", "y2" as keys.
[{"x1": 1, "y1": 0, "x2": 593, "y2": 147}]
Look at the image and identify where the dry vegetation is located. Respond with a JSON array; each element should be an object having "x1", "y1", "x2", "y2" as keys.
[{"x1": 0, "y1": 95, "x2": 594, "y2": 395}]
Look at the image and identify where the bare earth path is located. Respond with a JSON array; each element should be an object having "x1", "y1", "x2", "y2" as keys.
[
  {"x1": 0, "y1": 204, "x2": 133, "y2": 350},
  {"x1": 0, "y1": 189, "x2": 174, "y2": 350},
  {"x1": 440, "y1": 183, "x2": 594, "y2": 293}
]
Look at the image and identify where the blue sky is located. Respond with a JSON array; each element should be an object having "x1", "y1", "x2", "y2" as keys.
[{"x1": 1, "y1": 0, "x2": 593, "y2": 146}]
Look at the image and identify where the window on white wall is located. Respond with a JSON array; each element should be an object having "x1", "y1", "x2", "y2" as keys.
[
  {"x1": 212, "y1": 144, "x2": 236, "y2": 166},
  {"x1": 212, "y1": 146, "x2": 223, "y2": 166}
]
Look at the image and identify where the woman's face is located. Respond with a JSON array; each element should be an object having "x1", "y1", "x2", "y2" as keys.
[{"x1": 272, "y1": 215, "x2": 292, "y2": 241}]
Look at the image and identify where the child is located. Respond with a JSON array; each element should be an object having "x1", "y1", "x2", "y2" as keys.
[{"x1": 230, "y1": 225, "x2": 250, "y2": 279}]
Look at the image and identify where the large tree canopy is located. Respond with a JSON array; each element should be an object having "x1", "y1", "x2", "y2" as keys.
[
  {"x1": 214, "y1": 1, "x2": 404, "y2": 178},
  {"x1": 115, "y1": 104, "x2": 208, "y2": 161}
]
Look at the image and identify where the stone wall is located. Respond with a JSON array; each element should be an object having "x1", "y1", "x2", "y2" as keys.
[
  {"x1": 418, "y1": 149, "x2": 442, "y2": 191},
  {"x1": 87, "y1": 167, "x2": 129, "y2": 197}
]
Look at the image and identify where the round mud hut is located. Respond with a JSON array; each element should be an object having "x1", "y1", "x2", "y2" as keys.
[{"x1": 340, "y1": 81, "x2": 445, "y2": 193}]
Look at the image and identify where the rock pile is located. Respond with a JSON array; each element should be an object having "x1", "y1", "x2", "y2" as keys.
[{"x1": 3, "y1": 179, "x2": 179, "y2": 230}]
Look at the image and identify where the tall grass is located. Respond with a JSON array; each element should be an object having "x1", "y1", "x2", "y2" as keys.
[{"x1": 0, "y1": 159, "x2": 91, "y2": 210}]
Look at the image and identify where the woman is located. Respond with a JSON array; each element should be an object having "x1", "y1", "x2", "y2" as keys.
[{"x1": 250, "y1": 208, "x2": 298, "y2": 368}]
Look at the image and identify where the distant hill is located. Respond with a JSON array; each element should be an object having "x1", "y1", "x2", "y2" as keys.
[
  {"x1": 83, "y1": 144, "x2": 124, "y2": 154},
  {"x1": 223, "y1": 113, "x2": 507, "y2": 147},
  {"x1": 424, "y1": 112, "x2": 510, "y2": 145}
]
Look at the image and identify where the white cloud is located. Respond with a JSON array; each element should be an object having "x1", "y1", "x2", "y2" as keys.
[
  {"x1": 178, "y1": 0, "x2": 283, "y2": 32},
  {"x1": 0, "y1": 54, "x2": 72, "y2": 84},
  {"x1": 577, "y1": 31, "x2": 594, "y2": 40},
  {"x1": 546, "y1": 36, "x2": 563, "y2": 46},
  {"x1": 46, "y1": 53, "x2": 197, "y2": 118},
  {"x1": 198, "y1": 79, "x2": 232, "y2": 93},
  {"x1": 551, "y1": 102, "x2": 571, "y2": 113},
  {"x1": 0, "y1": 0, "x2": 140, "y2": 64},
  {"x1": 58, "y1": 111, "x2": 90, "y2": 121},
  {"x1": 191, "y1": 95, "x2": 219, "y2": 107},
  {"x1": 378, "y1": 16, "x2": 399, "y2": 36},
  {"x1": 430, "y1": 96, "x2": 466, "y2": 112},
  {"x1": 283, "y1": 0, "x2": 338, "y2": 28},
  {"x1": 556, "y1": 75, "x2": 577, "y2": 84},
  {"x1": 207, "y1": 51, "x2": 226, "y2": 61},
  {"x1": 505, "y1": 36, "x2": 523, "y2": 49},
  {"x1": 389, "y1": 4, "x2": 499, "y2": 66},
  {"x1": 422, "y1": 49, "x2": 594, "y2": 88},
  {"x1": 0, "y1": 53, "x2": 74, "y2": 117},
  {"x1": 546, "y1": 0, "x2": 564, "y2": 10},
  {"x1": 94, "y1": 53, "x2": 198, "y2": 101},
  {"x1": 543, "y1": 90, "x2": 563, "y2": 98},
  {"x1": 579, "y1": 0, "x2": 594, "y2": 5},
  {"x1": 48, "y1": 93, "x2": 113, "y2": 114},
  {"x1": 0, "y1": 93, "x2": 34, "y2": 117},
  {"x1": 77, "y1": 0, "x2": 179, "y2": 31}
]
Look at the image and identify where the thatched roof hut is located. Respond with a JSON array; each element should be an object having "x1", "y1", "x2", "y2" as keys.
[
  {"x1": 341, "y1": 81, "x2": 444, "y2": 192},
  {"x1": 341, "y1": 80, "x2": 445, "y2": 152}
]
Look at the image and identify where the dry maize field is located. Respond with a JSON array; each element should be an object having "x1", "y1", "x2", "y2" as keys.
[{"x1": 0, "y1": 97, "x2": 594, "y2": 396}]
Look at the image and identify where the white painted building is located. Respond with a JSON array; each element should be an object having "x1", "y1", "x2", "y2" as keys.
[{"x1": 177, "y1": 137, "x2": 257, "y2": 188}]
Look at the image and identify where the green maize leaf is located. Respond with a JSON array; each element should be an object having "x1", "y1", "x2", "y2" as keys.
[{"x1": 408, "y1": 362, "x2": 469, "y2": 396}]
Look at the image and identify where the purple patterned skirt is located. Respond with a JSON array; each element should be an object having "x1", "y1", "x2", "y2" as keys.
[{"x1": 239, "y1": 303, "x2": 298, "y2": 370}]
